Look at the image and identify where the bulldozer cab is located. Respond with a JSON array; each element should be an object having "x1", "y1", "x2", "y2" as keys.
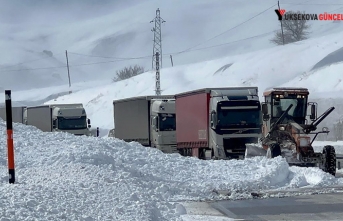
[{"x1": 261, "y1": 87, "x2": 312, "y2": 137}]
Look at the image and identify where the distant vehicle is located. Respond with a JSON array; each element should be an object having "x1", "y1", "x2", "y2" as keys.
[
  {"x1": 175, "y1": 87, "x2": 262, "y2": 160},
  {"x1": 23, "y1": 104, "x2": 93, "y2": 136},
  {"x1": 109, "y1": 96, "x2": 177, "y2": 153},
  {"x1": 0, "y1": 106, "x2": 26, "y2": 124}
]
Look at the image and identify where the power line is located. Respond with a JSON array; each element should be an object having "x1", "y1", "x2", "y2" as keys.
[
  {"x1": 1, "y1": 65, "x2": 67, "y2": 72},
  {"x1": 0, "y1": 57, "x2": 155, "y2": 73},
  {"x1": 172, "y1": 3, "x2": 277, "y2": 54},
  {"x1": 2, "y1": 1, "x2": 341, "y2": 70},
  {"x1": 61, "y1": 30, "x2": 280, "y2": 61},
  {"x1": 181, "y1": 30, "x2": 279, "y2": 52},
  {"x1": 68, "y1": 52, "x2": 151, "y2": 60},
  {"x1": 281, "y1": 3, "x2": 343, "y2": 5},
  {"x1": 329, "y1": 6, "x2": 343, "y2": 12},
  {"x1": 0, "y1": 29, "x2": 280, "y2": 73},
  {"x1": 1, "y1": 4, "x2": 278, "y2": 70},
  {"x1": 0, "y1": 52, "x2": 64, "y2": 70}
]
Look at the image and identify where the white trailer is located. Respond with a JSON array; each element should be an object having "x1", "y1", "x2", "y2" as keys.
[
  {"x1": 0, "y1": 106, "x2": 26, "y2": 123},
  {"x1": 23, "y1": 103, "x2": 92, "y2": 136}
]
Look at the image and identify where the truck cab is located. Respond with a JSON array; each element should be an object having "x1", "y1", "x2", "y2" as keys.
[
  {"x1": 150, "y1": 99, "x2": 177, "y2": 153},
  {"x1": 50, "y1": 105, "x2": 91, "y2": 136},
  {"x1": 175, "y1": 87, "x2": 262, "y2": 160},
  {"x1": 209, "y1": 88, "x2": 262, "y2": 159},
  {"x1": 261, "y1": 87, "x2": 310, "y2": 139}
]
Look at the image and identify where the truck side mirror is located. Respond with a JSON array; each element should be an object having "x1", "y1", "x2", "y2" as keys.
[
  {"x1": 310, "y1": 104, "x2": 316, "y2": 120},
  {"x1": 261, "y1": 103, "x2": 269, "y2": 121},
  {"x1": 262, "y1": 103, "x2": 268, "y2": 115},
  {"x1": 152, "y1": 116, "x2": 158, "y2": 131},
  {"x1": 87, "y1": 118, "x2": 91, "y2": 124},
  {"x1": 211, "y1": 112, "x2": 217, "y2": 129},
  {"x1": 52, "y1": 119, "x2": 57, "y2": 129}
]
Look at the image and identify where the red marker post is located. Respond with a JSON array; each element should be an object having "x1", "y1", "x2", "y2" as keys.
[{"x1": 5, "y1": 90, "x2": 15, "y2": 184}]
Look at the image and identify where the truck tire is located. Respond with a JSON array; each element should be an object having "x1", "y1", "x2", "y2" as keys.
[
  {"x1": 211, "y1": 148, "x2": 219, "y2": 160},
  {"x1": 322, "y1": 145, "x2": 336, "y2": 176},
  {"x1": 199, "y1": 148, "x2": 206, "y2": 160},
  {"x1": 270, "y1": 143, "x2": 281, "y2": 158}
]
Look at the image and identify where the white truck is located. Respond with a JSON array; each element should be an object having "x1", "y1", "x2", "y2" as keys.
[
  {"x1": 23, "y1": 104, "x2": 93, "y2": 136},
  {"x1": 109, "y1": 96, "x2": 177, "y2": 153},
  {"x1": 0, "y1": 106, "x2": 26, "y2": 123}
]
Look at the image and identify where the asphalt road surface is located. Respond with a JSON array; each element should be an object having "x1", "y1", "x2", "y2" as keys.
[{"x1": 210, "y1": 191, "x2": 343, "y2": 221}]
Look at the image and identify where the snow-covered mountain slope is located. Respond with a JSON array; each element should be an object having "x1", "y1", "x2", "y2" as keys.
[
  {"x1": 0, "y1": 119, "x2": 342, "y2": 220},
  {"x1": 38, "y1": 30, "x2": 343, "y2": 134},
  {"x1": 1, "y1": 0, "x2": 343, "y2": 90},
  {"x1": 281, "y1": 62, "x2": 343, "y2": 94}
]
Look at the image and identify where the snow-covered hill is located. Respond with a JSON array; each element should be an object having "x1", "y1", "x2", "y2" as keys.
[
  {"x1": 30, "y1": 30, "x2": 342, "y2": 136},
  {"x1": 0, "y1": 119, "x2": 343, "y2": 220},
  {"x1": 1, "y1": 0, "x2": 343, "y2": 90}
]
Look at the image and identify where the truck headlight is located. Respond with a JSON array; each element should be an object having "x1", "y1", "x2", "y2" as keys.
[{"x1": 299, "y1": 137, "x2": 310, "y2": 147}]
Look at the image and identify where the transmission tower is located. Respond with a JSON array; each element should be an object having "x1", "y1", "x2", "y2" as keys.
[{"x1": 150, "y1": 8, "x2": 165, "y2": 95}]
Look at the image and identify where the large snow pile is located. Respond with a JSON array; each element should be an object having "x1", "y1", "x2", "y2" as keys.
[{"x1": 1, "y1": 120, "x2": 343, "y2": 220}]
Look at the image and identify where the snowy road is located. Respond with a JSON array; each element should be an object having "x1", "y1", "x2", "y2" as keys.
[
  {"x1": 181, "y1": 188, "x2": 343, "y2": 220},
  {"x1": 210, "y1": 191, "x2": 343, "y2": 221}
]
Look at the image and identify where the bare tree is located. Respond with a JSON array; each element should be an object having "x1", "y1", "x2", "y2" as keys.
[
  {"x1": 112, "y1": 65, "x2": 145, "y2": 82},
  {"x1": 271, "y1": 10, "x2": 311, "y2": 45}
]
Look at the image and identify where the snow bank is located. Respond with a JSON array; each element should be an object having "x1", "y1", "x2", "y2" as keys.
[{"x1": 1, "y1": 120, "x2": 343, "y2": 220}]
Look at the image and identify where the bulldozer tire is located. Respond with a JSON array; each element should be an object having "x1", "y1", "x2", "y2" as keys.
[
  {"x1": 270, "y1": 143, "x2": 281, "y2": 158},
  {"x1": 322, "y1": 145, "x2": 336, "y2": 176}
]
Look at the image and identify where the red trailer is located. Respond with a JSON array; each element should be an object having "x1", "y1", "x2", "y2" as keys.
[
  {"x1": 175, "y1": 89, "x2": 210, "y2": 158},
  {"x1": 175, "y1": 87, "x2": 262, "y2": 160}
]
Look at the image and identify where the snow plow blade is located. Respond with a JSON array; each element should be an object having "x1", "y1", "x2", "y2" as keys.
[{"x1": 245, "y1": 144, "x2": 266, "y2": 158}]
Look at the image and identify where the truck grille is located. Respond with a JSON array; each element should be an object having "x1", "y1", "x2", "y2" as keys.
[{"x1": 223, "y1": 138, "x2": 246, "y2": 152}]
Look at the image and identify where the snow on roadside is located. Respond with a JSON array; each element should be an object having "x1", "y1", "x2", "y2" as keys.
[
  {"x1": 1, "y1": 120, "x2": 343, "y2": 220},
  {"x1": 313, "y1": 141, "x2": 343, "y2": 154}
]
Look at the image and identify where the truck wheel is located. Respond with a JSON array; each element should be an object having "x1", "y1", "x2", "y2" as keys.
[
  {"x1": 322, "y1": 145, "x2": 336, "y2": 176},
  {"x1": 270, "y1": 143, "x2": 281, "y2": 158},
  {"x1": 211, "y1": 149, "x2": 218, "y2": 160},
  {"x1": 199, "y1": 148, "x2": 206, "y2": 160}
]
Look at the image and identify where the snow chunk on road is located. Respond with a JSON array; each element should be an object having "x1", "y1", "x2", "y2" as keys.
[{"x1": 0, "y1": 120, "x2": 343, "y2": 220}]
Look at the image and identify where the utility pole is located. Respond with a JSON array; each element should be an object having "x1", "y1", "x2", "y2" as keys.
[
  {"x1": 170, "y1": 55, "x2": 173, "y2": 67},
  {"x1": 155, "y1": 52, "x2": 161, "y2": 96},
  {"x1": 150, "y1": 8, "x2": 165, "y2": 71},
  {"x1": 278, "y1": 1, "x2": 285, "y2": 45},
  {"x1": 65, "y1": 50, "x2": 72, "y2": 94}
]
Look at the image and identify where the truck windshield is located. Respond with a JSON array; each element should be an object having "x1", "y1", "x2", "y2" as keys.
[
  {"x1": 57, "y1": 116, "x2": 87, "y2": 130},
  {"x1": 217, "y1": 108, "x2": 260, "y2": 128},
  {"x1": 158, "y1": 113, "x2": 176, "y2": 131}
]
